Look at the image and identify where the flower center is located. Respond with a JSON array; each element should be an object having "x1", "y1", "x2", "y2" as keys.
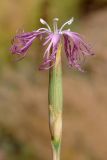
[{"x1": 40, "y1": 18, "x2": 74, "y2": 33}]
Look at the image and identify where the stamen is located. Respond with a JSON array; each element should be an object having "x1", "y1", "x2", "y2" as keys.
[
  {"x1": 59, "y1": 17, "x2": 74, "y2": 32},
  {"x1": 40, "y1": 18, "x2": 51, "y2": 31},
  {"x1": 37, "y1": 28, "x2": 49, "y2": 32},
  {"x1": 53, "y1": 18, "x2": 59, "y2": 33}
]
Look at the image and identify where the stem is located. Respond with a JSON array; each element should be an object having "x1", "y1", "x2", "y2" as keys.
[{"x1": 48, "y1": 44, "x2": 63, "y2": 160}]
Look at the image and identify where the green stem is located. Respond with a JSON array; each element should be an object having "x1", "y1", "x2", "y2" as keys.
[{"x1": 48, "y1": 44, "x2": 63, "y2": 160}]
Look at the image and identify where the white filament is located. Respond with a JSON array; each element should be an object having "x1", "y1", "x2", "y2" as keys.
[
  {"x1": 59, "y1": 17, "x2": 74, "y2": 32},
  {"x1": 53, "y1": 18, "x2": 59, "y2": 33},
  {"x1": 39, "y1": 18, "x2": 73, "y2": 34},
  {"x1": 37, "y1": 28, "x2": 49, "y2": 32},
  {"x1": 40, "y1": 18, "x2": 51, "y2": 31}
]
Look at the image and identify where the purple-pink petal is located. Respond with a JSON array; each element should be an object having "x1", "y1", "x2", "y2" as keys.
[
  {"x1": 63, "y1": 31, "x2": 94, "y2": 71},
  {"x1": 11, "y1": 31, "x2": 44, "y2": 54}
]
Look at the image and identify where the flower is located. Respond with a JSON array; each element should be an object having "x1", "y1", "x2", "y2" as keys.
[{"x1": 11, "y1": 18, "x2": 94, "y2": 71}]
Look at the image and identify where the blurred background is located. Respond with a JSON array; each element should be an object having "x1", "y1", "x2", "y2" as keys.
[{"x1": 0, "y1": 0, "x2": 107, "y2": 159}]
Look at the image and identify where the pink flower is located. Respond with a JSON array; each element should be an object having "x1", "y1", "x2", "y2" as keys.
[{"x1": 11, "y1": 18, "x2": 94, "y2": 71}]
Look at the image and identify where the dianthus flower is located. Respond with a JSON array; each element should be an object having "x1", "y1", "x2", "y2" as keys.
[{"x1": 11, "y1": 18, "x2": 93, "y2": 71}]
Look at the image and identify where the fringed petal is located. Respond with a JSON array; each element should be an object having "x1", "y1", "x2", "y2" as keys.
[
  {"x1": 10, "y1": 30, "x2": 47, "y2": 55},
  {"x1": 63, "y1": 31, "x2": 94, "y2": 71}
]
